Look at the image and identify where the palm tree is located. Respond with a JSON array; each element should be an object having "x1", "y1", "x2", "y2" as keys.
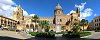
[
  {"x1": 71, "y1": 15, "x2": 73, "y2": 21},
  {"x1": 61, "y1": 26, "x2": 65, "y2": 32},
  {"x1": 32, "y1": 15, "x2": 39, "y2": 31},
  {"x1": 72, "y1": 23, "x2": 80, "y2": 34},
  {"x1": 70, "y1": 15, "x2": 73, "y2": 26},
  {"x1": 80, "y1": 19, "x2": 88, "y2": 32},
  {"x1": 39, "y1": 20, "x2": 49, "y2": 32}
]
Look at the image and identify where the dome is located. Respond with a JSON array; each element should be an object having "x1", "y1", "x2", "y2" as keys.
[{"x1": 55, "y1": 3, "x2": 62, "y2": 10}]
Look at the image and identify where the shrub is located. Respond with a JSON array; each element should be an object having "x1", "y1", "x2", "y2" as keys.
[
  {"x1": 80, "y1": 32, "x2": 91, "y2": 37},
  {"x1": 62, "y1": 31, "x2": 80, "y2": 38},
  {"x1": 63, "y1": 31, "x2": 91, "y2": 38},
  {"x1": 35, "y1": 32, "x2": 55, "y2": 38},
  {"x1": 95, "y1": 30, "x2": 100, "y2": 32},
  {"x1": 29, "y1": 32, "x2": 38, "y2": 36},
  {"x1": 0, "y1": 25, "x2": 2, "y2": 28}
]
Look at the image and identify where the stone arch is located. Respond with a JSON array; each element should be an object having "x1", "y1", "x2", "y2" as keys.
[
  {"x1": 30, "y1": 24, "x2": 34, "y2": 29},
  {"x1": 26, "y1": 24, "x2": 29, "y2": 29}
]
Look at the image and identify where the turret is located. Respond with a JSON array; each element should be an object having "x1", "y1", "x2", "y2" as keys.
[
  {"x1": 76, "y1": 7, "x2": 80, "y2": 17},
  {"x1": 54, "y1": 3, "x2": 63, "y2": 16}
]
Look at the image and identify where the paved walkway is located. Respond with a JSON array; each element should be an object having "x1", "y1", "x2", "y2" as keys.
[
  {"x1": 83, "y1": 31, "x2": 100, "y2": 39},
  {"x1": 0, "y1": 30, "x2": 31, "y2": 39}
]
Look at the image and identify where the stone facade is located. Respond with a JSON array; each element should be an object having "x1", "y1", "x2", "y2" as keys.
[
  {"x1": 12, "y1": 5, "x2": 37, "y2": 31},
  {"x1": 0, "y1": 3, "x2": 81, "y2": 32},
  {"x1": 0, "y1": 15, "x2": 17, "y2": 30},
  {"x1": 0, "y1": 5, "x2": 36, "y2": 32},
  {"x1": 39, "y1": 3, "x2": 80, "y2": 31},
  {"x1": 93, "y1": 16, "x2": 100, "y2": 29}
]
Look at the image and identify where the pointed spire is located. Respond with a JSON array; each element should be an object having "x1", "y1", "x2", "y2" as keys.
[
  {"x1": 18, "y1": 5, "x2": 20, "y2": 7},
  {"x1": 57, "y1": 3, "x2": 60, "y2": 6},
  {"x1": 17, "y1": 5, "x2": 22, "y2": 10},
  {"x1": 55, "y1": 3, "x2": 62, "y2": 10}
]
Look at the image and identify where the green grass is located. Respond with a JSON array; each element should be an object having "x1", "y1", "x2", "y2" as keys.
[
  {"x1": 9, "y1": 29, "x2": 16, "y2": 32},
  {"x1": 62, "y1": 31, "x2": 91, "y2": 38},
  {"x1": 35, "y1": 32, "x2": 55, "y2": 38},
  {"x1": 95, "y1": 30, "x2": 100, "y2": 32},
  {"x1": 80, "y1": 32, "x2": 91, "y2": 37},
  {"x1": 29, "y1": 32, "x2": 38, "y2": 36},
  {"x1": 29, "y1": 32, "x2": 55, "y2": 38}
]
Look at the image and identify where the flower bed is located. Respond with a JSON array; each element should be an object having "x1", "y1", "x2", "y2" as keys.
[
  {"x1": 62, "y1": 31, "x2": 91, "y2": 38},
  {"x1": 35, "y1": 32, "x2": 55, "y2": 38},
  {"x1": 29, "y1": 32, "x2": 38, "y2": 36},
  {"x1": 29, "y1": 32, "x2": 55, "y2": 38},
  {"x1": 80, "y1": 32, "x2": 91, "y2": 37}
]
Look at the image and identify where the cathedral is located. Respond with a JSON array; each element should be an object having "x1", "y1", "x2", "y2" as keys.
[
  {"x1": 0, "y1": 3, "x2": 80, "y2": 32},
  {"x1": 40, "y1": 3, "x2": 80, "y2": 31}
]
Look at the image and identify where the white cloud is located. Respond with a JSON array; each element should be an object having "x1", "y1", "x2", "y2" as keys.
[
  {"x1": 0, "y1": 0, "x2": 16, "y2": 5},
  {"x1": 80, "y1": 8, "x2": 93, "y2": 20},
  {"x1": 70, "y1": 10, "x2": 76, "y2": 13},
  {"x1": 74, "y1": 2, "x2": 94, "y2": 20},
  {"x1": 0, "y1": 0, "x2": 17, "y2": 18},
  {"x1": 29, "y1": 14, "x2": 35, "y2": 16},
  {"x1": 94, "y1": 14, "x2": 97, "y2": 16},
  {"x1": 67, "y1": 10, "x2": 76, "y2": 15},
  {"x1": 0, "y1": 0, "x2": 35, "y2": 18},
  {"x1": 23, "y1": 10, "x2": 28, "y2": 16},
  {"x1": 75, "y1": 2, "x2": 86, "y2": 11}
]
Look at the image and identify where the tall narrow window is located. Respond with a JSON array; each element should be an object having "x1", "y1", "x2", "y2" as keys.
[
  {"x1": 99, "y1": 23, "x2": 100, "y2": 26},
  {"x1": 95, "y1": 24, "x2": 96, "y2": 26},
  {"x1": 60, "y1": 19, "x2": 62, "y2": 22},
  {"x1": 97, "y1": 23, "x2": 98, "y2": 26},
  {"x1": 97, "y1": 19, "x2": 98, "y2": 22},
  {"x1": 99, "y1": 18, "x2": 100, "y2": 21}
]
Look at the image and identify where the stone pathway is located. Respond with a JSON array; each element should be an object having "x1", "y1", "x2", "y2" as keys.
[
  {"x1": 55, "y1": 34, "x2": 62, "y2": 37},
  {"x1": 83, "y1": 31, "x2": 100, "y2": 39},
  {"x1": 0, "y1": 30, "x2": 31, "y2": 39}
]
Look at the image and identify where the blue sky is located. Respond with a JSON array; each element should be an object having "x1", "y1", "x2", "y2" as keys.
[{"x1": 0, "y1": 0, "x2": 100, "y2": 22}]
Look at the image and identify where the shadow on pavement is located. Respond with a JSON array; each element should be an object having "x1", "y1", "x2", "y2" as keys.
[
  {"x1": 0, "y1": 36, "x2": 100, "y2": 40},
  {"x1": 0, "y1": 36, "x2": 23, "y2": 40},
  {"x1": 26, "y1": 37, "x2": 100, "y2": 40}
]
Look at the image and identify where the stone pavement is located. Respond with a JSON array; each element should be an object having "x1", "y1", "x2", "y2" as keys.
[
  {"x1": 0, "y1": 30, "x2": 31, "y2": 39},
  {"x1": 83, "y1": 31, "x2": 100, "y2": 39}
]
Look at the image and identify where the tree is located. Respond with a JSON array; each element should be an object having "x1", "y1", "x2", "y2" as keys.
[
  {"x1": 71, "y1": 15, "x2": 73, "y2": 21},
  {"x1": 32, "y1": 15, "x2": 39, "y2": 31},
  {"x1": 61, "y1": 26, "x2": 65, "y2": 32},
  {"x1": 80, "y1": 19, "x2": 88, "y2": 32},
  {"x1": 72, "y1": 23, "x2": 80, "y2": 33},
  {"x1": 0, "y1": 25, "x2": 2, "y2": 28},
  {"x1": 39, "y1": 20, "x2": 49, "y2": 32}
]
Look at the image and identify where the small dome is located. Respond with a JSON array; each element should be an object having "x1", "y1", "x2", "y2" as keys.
[{"x1": 55, "y1": 3, "x2": 62, "y2": 10}]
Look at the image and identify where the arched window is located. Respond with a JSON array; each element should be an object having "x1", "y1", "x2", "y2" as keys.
[
  {"x1": 60, "y1": 19, "x2": 62, "y2": 22},
  {"x1": 26, "y1": 24, "x2": 29, "y2": 29},
  {"x1": 17, "y1": 21, "x2": 20, "y2": 24}
]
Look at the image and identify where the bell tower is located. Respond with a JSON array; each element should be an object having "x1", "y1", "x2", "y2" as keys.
[
  {"x1": 53, "y1": 3, "x2": 63, "y2": 24},
  {"x1": 54, "y1": 3, "x2": 63, "y2": 16},
  {"x1": 13, "y1": 5, "x2": 24, "y2": 22}
]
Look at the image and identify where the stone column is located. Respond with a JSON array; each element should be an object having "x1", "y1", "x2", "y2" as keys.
[
  {"x1": 0, "y1": 17, "x2": 1, "y2": 25},
  {"x1": 27, "y1": 23, "x2": 30, "y2": 32}
]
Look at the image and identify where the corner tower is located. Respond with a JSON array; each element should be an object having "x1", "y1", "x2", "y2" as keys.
[
  {"x1": 13, "y1": 5, "x2": 24, "y2": 22},
  {"x1": 53, "y1": 3, "x2": 63, "y2": 24},
  {"x1": 54, "y1": 3, "x2": 63, "y2": 16},
  {"x1": 76, "y1": 7, "x2": 80, "y2": 17}
]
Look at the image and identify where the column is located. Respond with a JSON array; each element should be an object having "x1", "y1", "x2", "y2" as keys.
[{"x1": 0, "y1": 17, "x2": 1, "y2": 25}]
